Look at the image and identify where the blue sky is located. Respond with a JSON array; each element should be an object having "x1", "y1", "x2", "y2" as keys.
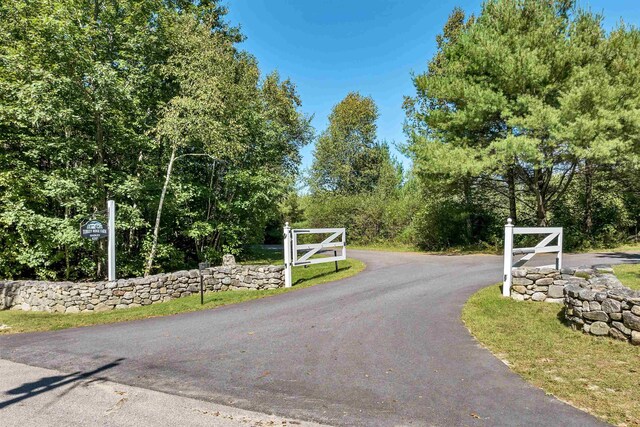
[{"x1": 224, "y1": 0, "x2": 640, "y2": 173}]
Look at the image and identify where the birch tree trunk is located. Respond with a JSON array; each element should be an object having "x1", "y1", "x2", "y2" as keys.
[{"x1": 145, "y1": 146, "x2": 177, "y2": 276}]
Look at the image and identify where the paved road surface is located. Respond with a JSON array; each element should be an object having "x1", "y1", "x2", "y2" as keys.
[
  {"x1": 1, "y1": 250, "x2": 638, "y2": 426},
  {"x1": 0, "y1": 359, "x2": 325, "y2": 427}
]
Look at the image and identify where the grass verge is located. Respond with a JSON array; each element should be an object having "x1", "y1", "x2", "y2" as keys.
[
  {"x1": 462, "y1": 264, "x2": 640, "y2": 426},
  {"x1": 0, "y1": 257, "x2": 365, "y2": 335},
  {"x1": 613, "y1": 263, "x2": 640, "y2": 290}
]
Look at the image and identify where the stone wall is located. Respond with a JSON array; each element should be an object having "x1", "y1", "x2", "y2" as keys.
[
  {"x1": 510, "y1": 266, "x2": 567, "y2": 303},
  {"x1": 0, "y1": 261, "x2": 285, "y2": 313},
  {"x1": 510, "y1": 264, "x2": 640, "y2": 345},
  {"x1": 510, "y1": 265, "x2": 618, "y2": 303},
  {"x1": 564, "y1": 269, "x2": 640, "y2": 345}
]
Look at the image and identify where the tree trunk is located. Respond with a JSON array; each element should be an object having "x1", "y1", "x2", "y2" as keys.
[
  {"x1": 583, "y1": 161, "x2": 593, "y2": 235},
  {"x1": 145, "y1": 146, "x2": 177, "y2": 276},
  {"x1": 534, "y1": 168, "x2": 548, "y2": 226},
  {"x1": 507, "y1": 166, "x2": 517, "y2": 223},
  {"x1": 462, "y1": 176, "x2": 473, "y2": 240}
]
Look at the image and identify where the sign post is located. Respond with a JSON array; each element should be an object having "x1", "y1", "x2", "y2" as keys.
[
  {"x1": 107, "y1": 200, "x2": 116, "y2": 282},
  {"x1": 198, "y1": 262, "x2": 210, "y2": 305}
]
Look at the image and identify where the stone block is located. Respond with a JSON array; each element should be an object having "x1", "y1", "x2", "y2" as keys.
[
  {"x1": 94, "y1": 303, "x2": 112, "y2": 312},
  {"x1": 623, "y1": 311, "x2": 640, "y2": 332},
  {"x1": 564, "y1": 285, "x2": 581, "y2": 298},
  {"x1": 222, "y1": 254, "x2": 236, "y2": 266},
  {"x1": 512, "y1": 285, "x2": 527, "y2": 294},
  {"x1": 547, "y1": 285, "x2": 564, "y2": 299},
  {"x1": 631, "y1": 305, "x2": 640, "y2": 316},
  {"x1": 612, "y1": 321, "x2": 631, "y2": 336},
  {"x1": 583, "y1": 311, "x2": 609, "y2": 322},
  {"x1": 609, "y1": 327, "x2": 628, "y2": 341},
  {"x1": 513, "y1": 277, "x2": 533, "y2": 286},
  {"x1": 632, "y1": 331, "x2": 640, "y2": 346},
  {"x1": 578, "y1": 289, "x2": 596, "y2": 301},
  {"x1": 536, "y1": 277, "x2": 554, "y2": 286},
  {"x1": 602, "y1": 299, "x2": 621, "y2": 313},
  {"x1": 531, "y1": 292, "x2": 546, "y2": 302},
  {"x1": 590, "y1": 322, "x2": 610, "y2": 336},
  {"x1": 609, "y1": 312, "x2": 622, "y2": 321},
  {"x1": 65, "y1": 306, "x2": 80, "y2": 314}
]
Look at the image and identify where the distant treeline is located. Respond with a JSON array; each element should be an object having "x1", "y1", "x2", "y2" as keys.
[{"x1": 301, "y1": 1, "x2": 639, "y2": 252}]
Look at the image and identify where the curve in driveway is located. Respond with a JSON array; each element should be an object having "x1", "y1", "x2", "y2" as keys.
[{"x1": 1, "y1": 250, "x2": 638, "y2": 426}]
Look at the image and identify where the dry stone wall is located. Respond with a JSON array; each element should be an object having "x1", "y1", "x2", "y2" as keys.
[
  {"x1": 510, "y1": 264, "x2": 640, "y2": 345},
  {"x1": 0, "y1": 260, "x2": 284, "y2": 313},
  {"x1": 563, "y1": 268, "x2": 640, "y2": 345},
  {"x1": 510, "y1": 265, "x2": 619, "y2": 303},
  {"x1": 510, "y1": 266, "x2": 569, "y2": 303}
]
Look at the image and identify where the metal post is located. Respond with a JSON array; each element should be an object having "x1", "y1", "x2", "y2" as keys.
[
  {"x1": 107, "y1": 200, "x2": 116, "y2": 282},
  {"x1": 198, "y1": 262, "x2": 209, "y2": 305},
  {"x1": 502, "y1": 218, "x2": 514, "y2": 297},
  {"x1": 283, "y1": 222, "x2": 292, "y2": 288},
  {"x1": 334, "y1": 250, "x2": 338, "y2": 272}
]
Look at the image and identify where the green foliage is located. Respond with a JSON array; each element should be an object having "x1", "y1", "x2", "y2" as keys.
[
  {"x1": 0, "y1": 0, "x2": 311, "y2": 280},
  {"x1": 310, "y1": 92, "x2": 391, "y2": 194},
  {"x1": 401, "y1": 0, "x2": 640, "y2": 250}
]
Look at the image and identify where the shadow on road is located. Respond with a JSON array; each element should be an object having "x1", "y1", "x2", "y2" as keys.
[
  {"x1": 592, "y1": 252, "x2": 640, "y2": 263},
  {"x1": 0, "y1": 358, "x2": 124, "y2": 409}
]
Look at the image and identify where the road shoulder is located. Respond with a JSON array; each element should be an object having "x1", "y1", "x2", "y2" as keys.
[{"x1": 0, "y1": 359, "x2": 324, "y2": 427}]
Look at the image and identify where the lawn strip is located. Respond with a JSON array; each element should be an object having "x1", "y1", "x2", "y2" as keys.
[
  {"x1": 462, "y1": 284, "x2": 640, "y2": 426},
  {"x1": 0, "y1": 258, "x2": 365, "y2": 335}
]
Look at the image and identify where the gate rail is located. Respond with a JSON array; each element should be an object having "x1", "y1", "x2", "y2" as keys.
[
  {"x1": 283, "y1": 223, "x2": 346, "y2": 288},
  {"x1": 502, "y1": 218, "x2": 563, "y2": 297}
]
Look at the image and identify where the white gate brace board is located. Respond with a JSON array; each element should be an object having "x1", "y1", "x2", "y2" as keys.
[
  {"x1": 502, "y1": 218, "x2": 563, "y2": 297},
  {"x1": 283, "y1": 223, "x2": 346, "y2": 288}
]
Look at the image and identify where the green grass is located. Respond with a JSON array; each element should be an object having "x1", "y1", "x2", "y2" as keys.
[
  {"x1": 0, "y1": 257, "x2": 365, "y2": 335},
  {"x1": 613, "y1": 263, "x2": 640, "y2": 290},
  {"x1": 588, "y1": 242, "x2": 640, "y2": 253},
  {"x1": 463, "y1": 283, "x2": 640, "y2": 426}
]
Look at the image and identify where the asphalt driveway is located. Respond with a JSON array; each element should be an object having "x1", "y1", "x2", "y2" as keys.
[{"x1": 1, "y1": 250, "x2": 638, "y2": 426}]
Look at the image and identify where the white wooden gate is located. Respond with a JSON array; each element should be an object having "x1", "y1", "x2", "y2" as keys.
[
  {"x1": 283, "y1": 222, "x2": 346, "y2": 288},
  {"x1": 502, "y1": 218, "x2": 563, "y2": 296}
]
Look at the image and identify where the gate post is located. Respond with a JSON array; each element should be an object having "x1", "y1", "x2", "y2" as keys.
[
  {"x1": 502, "y1": 218, "x2": 514, "y2": 297},
  {"x1": 107, "y1": 200, "x2": 116, "y2": 282},
  {"x1": 556, "y1": 230, "x2": 563, "y2": 270},
  {"x1": 283, "y1": 222, "x2": 292, "y2": 288}
]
